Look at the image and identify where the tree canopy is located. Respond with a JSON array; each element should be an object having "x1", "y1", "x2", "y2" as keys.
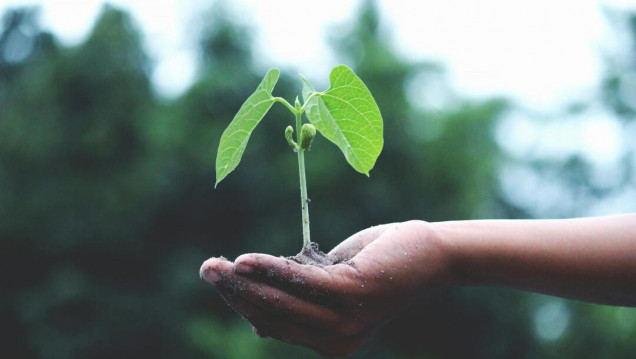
[{"x1": 1, "y1": 2, "x2": 634, "y2": 358}]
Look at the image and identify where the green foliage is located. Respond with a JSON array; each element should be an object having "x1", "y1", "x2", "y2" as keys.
[
  {"x1": 188, "y1": 318, "x2": 320, "y2": 359},
  {"x1": 1, "y1": 1, "x2": 635, "y2": 359},
  {"x1": 214, "y1": 64, "x2": 384, "y2": 248},
  {"x1": 302, "y1": 65, "x2": 384, "y2": 175},
  {"x1": 215, "y1": 64, "x2": 383, "y2": 185},
  {"x1": 215, "y1": 68, "x2": 280, "y2": 187}
]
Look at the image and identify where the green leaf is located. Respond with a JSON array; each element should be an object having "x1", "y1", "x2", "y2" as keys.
[
  {"x1": 215, "y1": 68, "x2": 280, "y2": 187},
  {"x1": 302, "y1": 65, "x2": 383, "y2": 176}
]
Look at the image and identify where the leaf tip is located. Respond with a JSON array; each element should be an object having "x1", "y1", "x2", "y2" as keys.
[
  {"x1": 214, "y1": 172, "x2": 226, "y2": 189},
  {"x1": 331, "y1": 64, "x2": 352, "y2": 74},
  {"x1": 265, "y1": 68, "x2": 280, "y2": 84}
]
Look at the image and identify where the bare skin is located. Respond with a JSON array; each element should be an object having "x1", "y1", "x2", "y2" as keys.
[{"x1": 200, "y1": 214, "x2": 636, "y2": 356}]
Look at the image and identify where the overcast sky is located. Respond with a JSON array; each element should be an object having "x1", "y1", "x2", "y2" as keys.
[
  {"x1": 2, "y1": 0, "x2": 634, "y2": 104},
  {"x1": 2, "y1": 0, "x2": 635, "y2": 214}
]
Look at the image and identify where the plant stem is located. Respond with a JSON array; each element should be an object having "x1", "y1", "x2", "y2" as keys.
[
  {"x1": 273, "y1": 97, "x2": 296, "y2": 113},
  {"x1": 295, "y1": 111, "x2": 311, "y2": 249}
]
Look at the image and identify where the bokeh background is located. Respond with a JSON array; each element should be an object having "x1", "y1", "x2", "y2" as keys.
[{"x1": 1, "y1": 0, "x2": 636, "y2": 358}]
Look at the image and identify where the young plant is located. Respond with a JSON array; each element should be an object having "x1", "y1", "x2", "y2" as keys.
[{"x1": 215, "y1": 65, "x2": 383, "y2": 251}]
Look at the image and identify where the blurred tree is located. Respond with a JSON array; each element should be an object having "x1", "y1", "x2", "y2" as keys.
[
  {"x1": 489, "y1": 8, "x2": 636, "y2": 359},
  {"x1": 498, "y1": 11, "x2": 636, "y2": 220},
  {"x1": 603, "y1": 13, "x2": 636, "y2": 121},
  {"x1": 0, "y1": 5, "x2": 167, "y2": 358},
  {"x1": 1, "y1": 1, "x2": 634, "y2": 358},
  {"x1": 326, "y1": 2, "x2": 541, "y2": 358}
]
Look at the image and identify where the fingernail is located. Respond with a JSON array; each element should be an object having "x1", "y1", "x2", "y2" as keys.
[{"x1": 234, "y1": 262, "x2": 253, "y2": 274}]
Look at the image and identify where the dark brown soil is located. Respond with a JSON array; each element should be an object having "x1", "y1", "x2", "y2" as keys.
[{"x1": 287, "y1": 242, "x2": 343, "y2": 267}]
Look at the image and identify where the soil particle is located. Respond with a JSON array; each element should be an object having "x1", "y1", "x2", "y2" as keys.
[{"x1": 287, "y1": 242, "x2": 343, "y2": 267}]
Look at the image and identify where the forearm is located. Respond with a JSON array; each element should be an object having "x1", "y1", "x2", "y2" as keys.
[{"x1": 431, "y1": 214, "x2": 636, "y2": 306}]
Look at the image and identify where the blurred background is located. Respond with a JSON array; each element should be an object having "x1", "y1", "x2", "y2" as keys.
[{"x1": 1, "y1": 0, "x2": 635, "y2": 357}]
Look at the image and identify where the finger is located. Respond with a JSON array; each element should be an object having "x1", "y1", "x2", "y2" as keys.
[
  {"x1": 222, "y1": 292, "x2": 369, "y2": 357},
  {"x1": 202, "y1": 257, "x2": 348, "y2": 329},
  {"x1": 200, "y1": 257, "x2": 233, "y2": 284},
  {"x1": 329, "y1": 224, "x2": 394, "y2": 261},
  {"x1": 214, "y1": 272, "x2": 345, "y2": 331},
  {"x1": 233, "y1": 253, "x2": 356, "y2": 300}
]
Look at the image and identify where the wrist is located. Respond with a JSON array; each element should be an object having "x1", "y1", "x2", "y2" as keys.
[
  {"x1": 402, "y1": 220, "x2": 458, "y2": 288},
  {"x1": 428, "y1": 221, "x2": 474, "y2": 286}
]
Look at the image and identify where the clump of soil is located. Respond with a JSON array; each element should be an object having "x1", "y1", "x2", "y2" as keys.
[{"x1": 288, "y1": 242, "x2": 343, "y2": 267}]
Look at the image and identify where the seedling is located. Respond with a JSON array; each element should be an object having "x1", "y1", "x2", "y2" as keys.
[{"x1": 215, "y1": 65, "x2": 383, "y2": 252}]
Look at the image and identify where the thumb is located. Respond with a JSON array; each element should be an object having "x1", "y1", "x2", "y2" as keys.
[{"x1": 328, "y1": 224, "x2": 393, "y2": 261}]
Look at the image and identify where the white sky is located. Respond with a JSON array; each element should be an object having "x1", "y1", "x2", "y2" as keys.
[
  {"x1": 2, "y1": 0, "x2": 635, "y2": 214},
  {"x1": 1, "y1": 0, "x2": 635, "y2": 104}
]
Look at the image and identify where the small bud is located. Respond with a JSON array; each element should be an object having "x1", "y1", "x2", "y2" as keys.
[
  {"x1": 284, "y1": 126, "x2": 297, "y2": 150},
  {"x1": 294, "y1": 96, "x2": 301, "y2": 112},
  {"x1": 300, "y1": 123, "x2": 316, "y2": 150}
]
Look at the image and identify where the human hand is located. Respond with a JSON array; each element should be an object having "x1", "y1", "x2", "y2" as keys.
[{"x1": 200, "y1": 220, "x2": 451, "y2": 356}]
